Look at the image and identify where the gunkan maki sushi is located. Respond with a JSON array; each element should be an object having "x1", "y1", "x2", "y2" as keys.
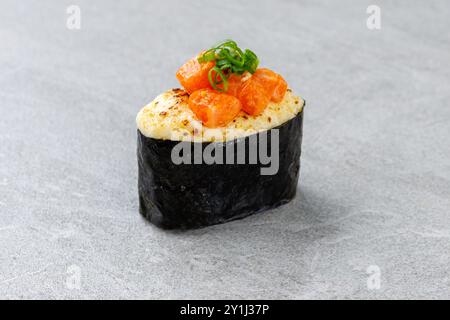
[{"x1": 137, "y1": 40, "x2": 305, "y2": 229}]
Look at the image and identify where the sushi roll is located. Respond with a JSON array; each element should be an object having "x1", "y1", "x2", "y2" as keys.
[{"x1": 136, "y1": 40, "x2": 305, "y2": 229}]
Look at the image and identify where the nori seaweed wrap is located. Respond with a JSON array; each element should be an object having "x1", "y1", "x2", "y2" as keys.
[{"x1": 137, "y1": 91, "x2": 304, "y2": 229}]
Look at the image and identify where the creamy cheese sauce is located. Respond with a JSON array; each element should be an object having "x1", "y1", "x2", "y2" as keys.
[{"x1": 136, "y1": 88, "x2": 304, "y2": 142}]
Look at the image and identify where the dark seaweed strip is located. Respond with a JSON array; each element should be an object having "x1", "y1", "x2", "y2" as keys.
[{"x1": 137, "y1": 109, "x2": 304, "y2": 229}]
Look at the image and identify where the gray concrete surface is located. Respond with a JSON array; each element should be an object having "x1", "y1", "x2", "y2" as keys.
[{"x1": 1, "y1": 0, "x2": 449, "y2": 299}]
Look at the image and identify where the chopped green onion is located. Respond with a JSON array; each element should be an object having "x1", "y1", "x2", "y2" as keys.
[
  {"x1": 198, "y1": 40, "x2": 259, "y2": 92},
  {"x1": 222, "y1": 49, "x2": 245, "y2": 67},
  {"x1": 198, "y1": 49, "x2": 216, "y2": 63},
  {"x1": 243, "y1": 49, "x2": 259, "y2": 74},
  {"x1": 208, "y1": 67, "x2": 228, "y2": 92}
]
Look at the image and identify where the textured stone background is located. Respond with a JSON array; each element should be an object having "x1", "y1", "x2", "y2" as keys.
[{"x1": 1, "y1": 0, "x2": 449, "y2": 299}]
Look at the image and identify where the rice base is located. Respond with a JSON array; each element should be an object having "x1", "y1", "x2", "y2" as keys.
[{"x1": 136, "y1": 88, "x2": 304, "y2": 142}]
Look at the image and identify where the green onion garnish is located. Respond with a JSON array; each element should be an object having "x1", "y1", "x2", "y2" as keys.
[
  {"x1": 198, "y1": 40, "x2": 259, "y2": 92},
  {"x1": 208, "y1": 66, "x2": 228, "y2": 92}
]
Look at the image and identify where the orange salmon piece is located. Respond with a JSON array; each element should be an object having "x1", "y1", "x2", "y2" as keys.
[
  {"x1": 225, "y1": 73, "x2": 244, "y2": 97},
  {"x1": 188, "y1": 89, "x2": 242, "y2": 128},
  {"x1": 237, "y1": 77, "x2": 270, "y2": 116},
  {"x1": 253, "y1": 68, "x2": 288, "y2": 103},
  {"x1": 176, "y1": 54, "x2": 215, "y2": 94}
]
